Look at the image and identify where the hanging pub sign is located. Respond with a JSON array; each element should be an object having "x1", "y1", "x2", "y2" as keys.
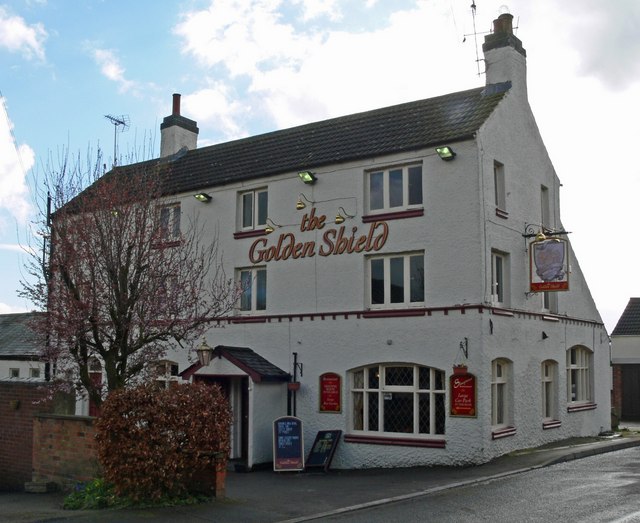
[
  {"x1": 273, "y1": 416, "x2": 304, "y2": 472},
  {"x1": 319, "y1": 372, "x2": 342, "y2": 413},
  {"x1": 449, "y1": 366, "x2": 477, "y2": 417},
  {"x1": 529, "y1": 237, "x2": 569, "y2": 292}
]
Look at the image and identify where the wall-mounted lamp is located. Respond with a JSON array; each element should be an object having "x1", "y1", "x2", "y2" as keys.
[
  {"x1": 194, "y1": 192, "x2": 212, "y2": 202},
  {"x1": 264, "y1": 218, "x2": 281, "y2": 234},
  {"x1": 195, "y1": 338, "x2": 213, "y2": 366},
  {"x1": 436, "y1": 146, "x2": 456, "y2": 161},
  {"x1": 296, "y1": 193, "x2": 314, "y2": 210},
  {"x1": 542, "y1": 331, "x2": 549, "y2": 340},
  {"x1": 298, "y1": 171, "x2": 317, "y2": 184},
  {"x1": 335, "y1": 207, "x2": 355, "y2": 224},
  {"x1": 459, "y1": 337, "x2": 469, "y2": 358}
]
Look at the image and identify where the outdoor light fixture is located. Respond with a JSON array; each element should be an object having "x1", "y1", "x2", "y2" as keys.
[
  {"x1": 194, "y1": 192, "x2": 212, "y2": 202},
  {"x1": 435, "y1": 146, "x2": 456, "y2": 161},
  {"x1": 296, "y1": 193, "x2": 314, "y2": 210},
  {"x1": 264, "y1": 218, "x2": 281, "y2": 234},
  {"x1": 335, "y1": 207, "x2": 355, "y2": 225},
  {"x1": 298, "y1": 171, "x2": 317, "y2": 184},
  {"x1": 195, "y1": 338, "x2": 213, "y2": 366}
]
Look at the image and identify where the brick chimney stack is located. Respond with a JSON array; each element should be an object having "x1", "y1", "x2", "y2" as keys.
[
  {"x1": 482, "y1": 12, "x2": 527, "y2": 99},
  {"x1": 160, "y1": 93, "x2": 199, "y2": 158}
]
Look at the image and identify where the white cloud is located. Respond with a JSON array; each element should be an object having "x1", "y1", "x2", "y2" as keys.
[
  {"x1": 0, "y1": 301, "x2": 31, "y2": 314},
  {"x1": 0, "y1": 97, "x2": 34, "y2": 229},
  {"x1": 0, "y1": 6, "x2": 47, "y2": 61},
  {"x1": 92, "y1": 48, "x2": 138, "y2": 94},
  {"x1": 183, "y1": 84, "x2": 247, "y2": 140},
  {"x1": 293, "y1": 0, "x2": 343, "y2": 22}
]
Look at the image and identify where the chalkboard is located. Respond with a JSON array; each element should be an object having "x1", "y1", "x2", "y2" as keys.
[
  {"x1": 305, "y1": 430, "x2": 342, "y2": 471},
  {"x1": 273, "y1": 416, "x2": 304, "y2": 472}
]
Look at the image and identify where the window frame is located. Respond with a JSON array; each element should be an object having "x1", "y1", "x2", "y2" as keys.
[
  {"x1": 491, "y1": 250, "x2": 509, "y2": 307},
  {"x1": 350, "y1": 363, "x2": 445, "y2": 439},
  {"x1": 157, "y1": 203, "x2": 181, "y2": 243},
  {"x1": 237, "y1": 266, "x2": 267, "y2": 313},
  {"x1": 541, "y1": 360, "x2": 559, "y2": 421},
  {"x1": 9, "y1": 368, "x2": 19, "y2": 378},
  {"x1": 366, "y1": 164, "x2": 423, "y2": 215},
  {"x1": 493, "y1": 160, "x2": 507, "y2": 218},
  {"x1": 367, "y1": 252, "x2": 425, "y2": 309},
  {"x1": 239, "y1": 188, "x2": 268, "y2": 231},
  {"x1": 540, "y1": 184, "x2": 550, "y2": 228},
  {"x1": 567, "y1": 346, "x2": 592, "y2": 405},
  {"x1": 491, "y1": 358, "x2": 512, "y2": 428}
]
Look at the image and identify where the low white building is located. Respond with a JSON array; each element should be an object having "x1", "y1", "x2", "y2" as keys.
[
  {"x1": 0, "y1": 313, "x2": 46, "y2": 382},
  {"x1": 117, "y1": 13, "x2": 608, "y2": 469}
]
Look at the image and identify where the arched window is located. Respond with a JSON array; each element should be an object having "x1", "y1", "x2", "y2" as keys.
[
  {"x1": 541, "y1": 360, "x2": 559, "y2": 423},
  {"x1": 491, "y1": 358, "x2": 512, "y2": 428},
  {"x1": 350, "y1": 364, "x2": 445, "y2": 437},
  {"x1": 567, "y1": 346, "x2": 592, "y2": 404}
]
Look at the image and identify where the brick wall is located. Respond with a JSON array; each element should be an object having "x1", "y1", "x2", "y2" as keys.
[
  {"x1": 32, "y1": 414, "x2": 101, "y2": 489},
  {"x1": 0, "y1": 382, "x2": 56, "y2": 491},
  {"x1": 612, "y1": 364, "x2": 622, "y2": 417}
]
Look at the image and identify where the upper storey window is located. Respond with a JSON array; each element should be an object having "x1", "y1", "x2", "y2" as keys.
[
  {"x1": 158, "y1": 203, "x2": 181, "y2": 242},
  {"x1": 494, "y1": 161, "x2": 507, "y2": 218},
  {"x1": 241, "y1": 188, "x2": 268, "y2": 230},
  {"x1": 367, "y1": 165, "x2": 422, "y2": 214}
]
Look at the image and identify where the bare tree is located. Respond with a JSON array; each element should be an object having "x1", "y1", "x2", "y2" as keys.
[{"x1": 21, "y1": 147, "x2": 238, "y2": 406}]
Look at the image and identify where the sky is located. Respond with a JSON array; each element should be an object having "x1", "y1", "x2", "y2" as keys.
[{"x1": 0, "y1": 0, "x2": 638, "y2": 333}]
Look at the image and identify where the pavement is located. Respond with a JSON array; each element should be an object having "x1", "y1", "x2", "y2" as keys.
[{"x1": 3, "y1": 427, "x2": 640, "y2": 523}]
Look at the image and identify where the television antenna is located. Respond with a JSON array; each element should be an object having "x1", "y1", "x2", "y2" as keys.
[{"x1": 104, "y1": 114, "x2": 130, "y2": 167}]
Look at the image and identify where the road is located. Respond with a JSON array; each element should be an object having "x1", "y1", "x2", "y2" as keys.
[{"x1": 324, "y1": 447, "x2": 640, "y2": 523}]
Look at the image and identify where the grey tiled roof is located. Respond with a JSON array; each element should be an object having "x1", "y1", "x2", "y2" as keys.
[
  {"x1": 0, "y1": 312, "x2": 44, "y2": 360},
  {"x1": 114, "y1": 84, "x2": 509, "y2": 196},
  {"x1": 612, "y1": 298, "x2": 640, "y2": 336},
  {"x1": 213, "y1": 346, "x2": 290, "y2": 382}
]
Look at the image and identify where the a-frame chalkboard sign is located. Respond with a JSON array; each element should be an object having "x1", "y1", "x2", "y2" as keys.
[{"x1": 305, "y1": 430, "x2": 342, "y2": 471}]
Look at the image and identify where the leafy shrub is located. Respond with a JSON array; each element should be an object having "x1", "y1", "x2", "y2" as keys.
[
  {"x1": 63, "y1": 478, "x2": 116, "y2": 509},
  {"x1": 95, "y1": 382, "x2": 231, "y2": 501}
]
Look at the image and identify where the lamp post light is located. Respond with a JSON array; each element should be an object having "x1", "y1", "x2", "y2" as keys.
[{"x1": 196, "y1": 338, "x2": 213, "y2": 366}]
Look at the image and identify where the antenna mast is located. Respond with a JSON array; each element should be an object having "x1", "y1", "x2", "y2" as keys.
[{"x1": 104, "y1": 114, "x2": 130, "y2": 167}]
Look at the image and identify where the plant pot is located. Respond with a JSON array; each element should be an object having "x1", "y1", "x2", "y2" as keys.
[{"x1": 453, "y1": 365, "x2": 468, "y2": 375}]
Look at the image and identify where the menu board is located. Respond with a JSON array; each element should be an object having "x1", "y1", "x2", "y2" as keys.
[
  {"x1": 319, "y1": 372, "x2": 341, "y2": 412},
  {"x1": 273, "y1": 416, "x2": 304, "y2": 471},
  {"x1": 306, "y1": 430, "x2": 342, "y2": 471}
]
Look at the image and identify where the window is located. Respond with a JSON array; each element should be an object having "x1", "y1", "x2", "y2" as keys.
[
  {"x1": 491, "y1": 359, "x2": 512, "y2": 427},
  {"x1": 368, "y1": 252, "x2": 424, "y2": 307},
  {"x1": 367, "y1": 165, "x2": 422, "y2": 213},
  {"x1": 541, "y1": 360, "x2": 558, "y2": 420},
  {"x1": 30, "y1": 367, "x2": 41, "y2": 379},
  {"x1": 542, "y1": 291, "x2": 558, "y2": 313},
  {"x1": 567, "y1": 346, "x2": 592, "y2": 404},
  {"x1": 491, "y1": 250, "x2": 509, "y2": 306},
  {"x1": 158, "y1": 203, "x2": 181, "y2": 241},
  {"x1": 240, "y1": 189, "x2": 268, "y2": 230},
  {"x1": 238, "y1": 267, "x2": 267, "y2": 311},
  {"x1": 9, "y1": 368, "x2": 19, "y2": 378},
  {"x1": 494, "y1": 161, "x2": 506, "y2": 215},
  {"x1": 350, "y1": 364, "x2": 445, "y2": 437},
  {"x1": 540, "y1": 185, "x2": 550, "y2": 228}
]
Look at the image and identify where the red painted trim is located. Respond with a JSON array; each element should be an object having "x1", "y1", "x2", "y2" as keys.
[
  {"x1": 233, "y1": 229, "x2": 266, "y2": 239},
  {"x1": 180, "y1": 362, "x2": 204, "y2": 380},
  {"x1": 362, "y1": 309, "x2": 426, "y2": 318},
  {"x1": 491, "y1": 426, "x2": 516, "y2": 440},
  {"x1": 344, "y1": 434, "x2": 446, "y2": 448},
  {"x1": 215, "y1": 305, "x2": 603, "y2": 328},
  {"x1": 567, "y1": 403, "x2": 597, "y2": 413},
  {"x1": 362, "y1": 208, "x2": 424, "y2": 223},
  {"x1": 495, "y1": 208, "x2": 509, "y2": 219},
  {"x1": 543, "y1": 420, "x2": 561, "y2": 430},
  {"x1": 152, "y1": 239, "x2": 181, "y2": 249}
]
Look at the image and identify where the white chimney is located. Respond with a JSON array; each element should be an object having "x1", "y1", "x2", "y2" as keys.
[
  {"x1": 160, "y1": 93, "x2": 199, "y2": 158},
  {"x1": 482, "y1": 13, "x2": 527, "y2": 99}
]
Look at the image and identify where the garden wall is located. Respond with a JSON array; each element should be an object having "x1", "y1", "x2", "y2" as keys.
[{"x1": 32, "y1": 414, "x2": 101, "y2": 489}]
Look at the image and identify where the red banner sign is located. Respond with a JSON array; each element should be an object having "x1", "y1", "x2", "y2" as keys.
[
  {"x1": 319, "y1": 372, "x2": 341, "y2": 413},
  {"x1": 450, "y1": 369, "x2": 476, "y2": 417}
]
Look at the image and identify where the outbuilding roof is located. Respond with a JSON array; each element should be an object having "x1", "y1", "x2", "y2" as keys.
[
  {"x1": 612, "y1": 298, "x2": 640, "y2": 336},
  {"x1": 114, "y1": 84, "x2": 509, "y2": 197},
  {"x1": 0, "y1": 312, "x2": 43, "y2": 360}
]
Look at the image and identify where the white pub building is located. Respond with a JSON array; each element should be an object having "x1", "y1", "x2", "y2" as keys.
[{"x1": 111, "y1": 13, "x2": 610, "y2": 469}]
